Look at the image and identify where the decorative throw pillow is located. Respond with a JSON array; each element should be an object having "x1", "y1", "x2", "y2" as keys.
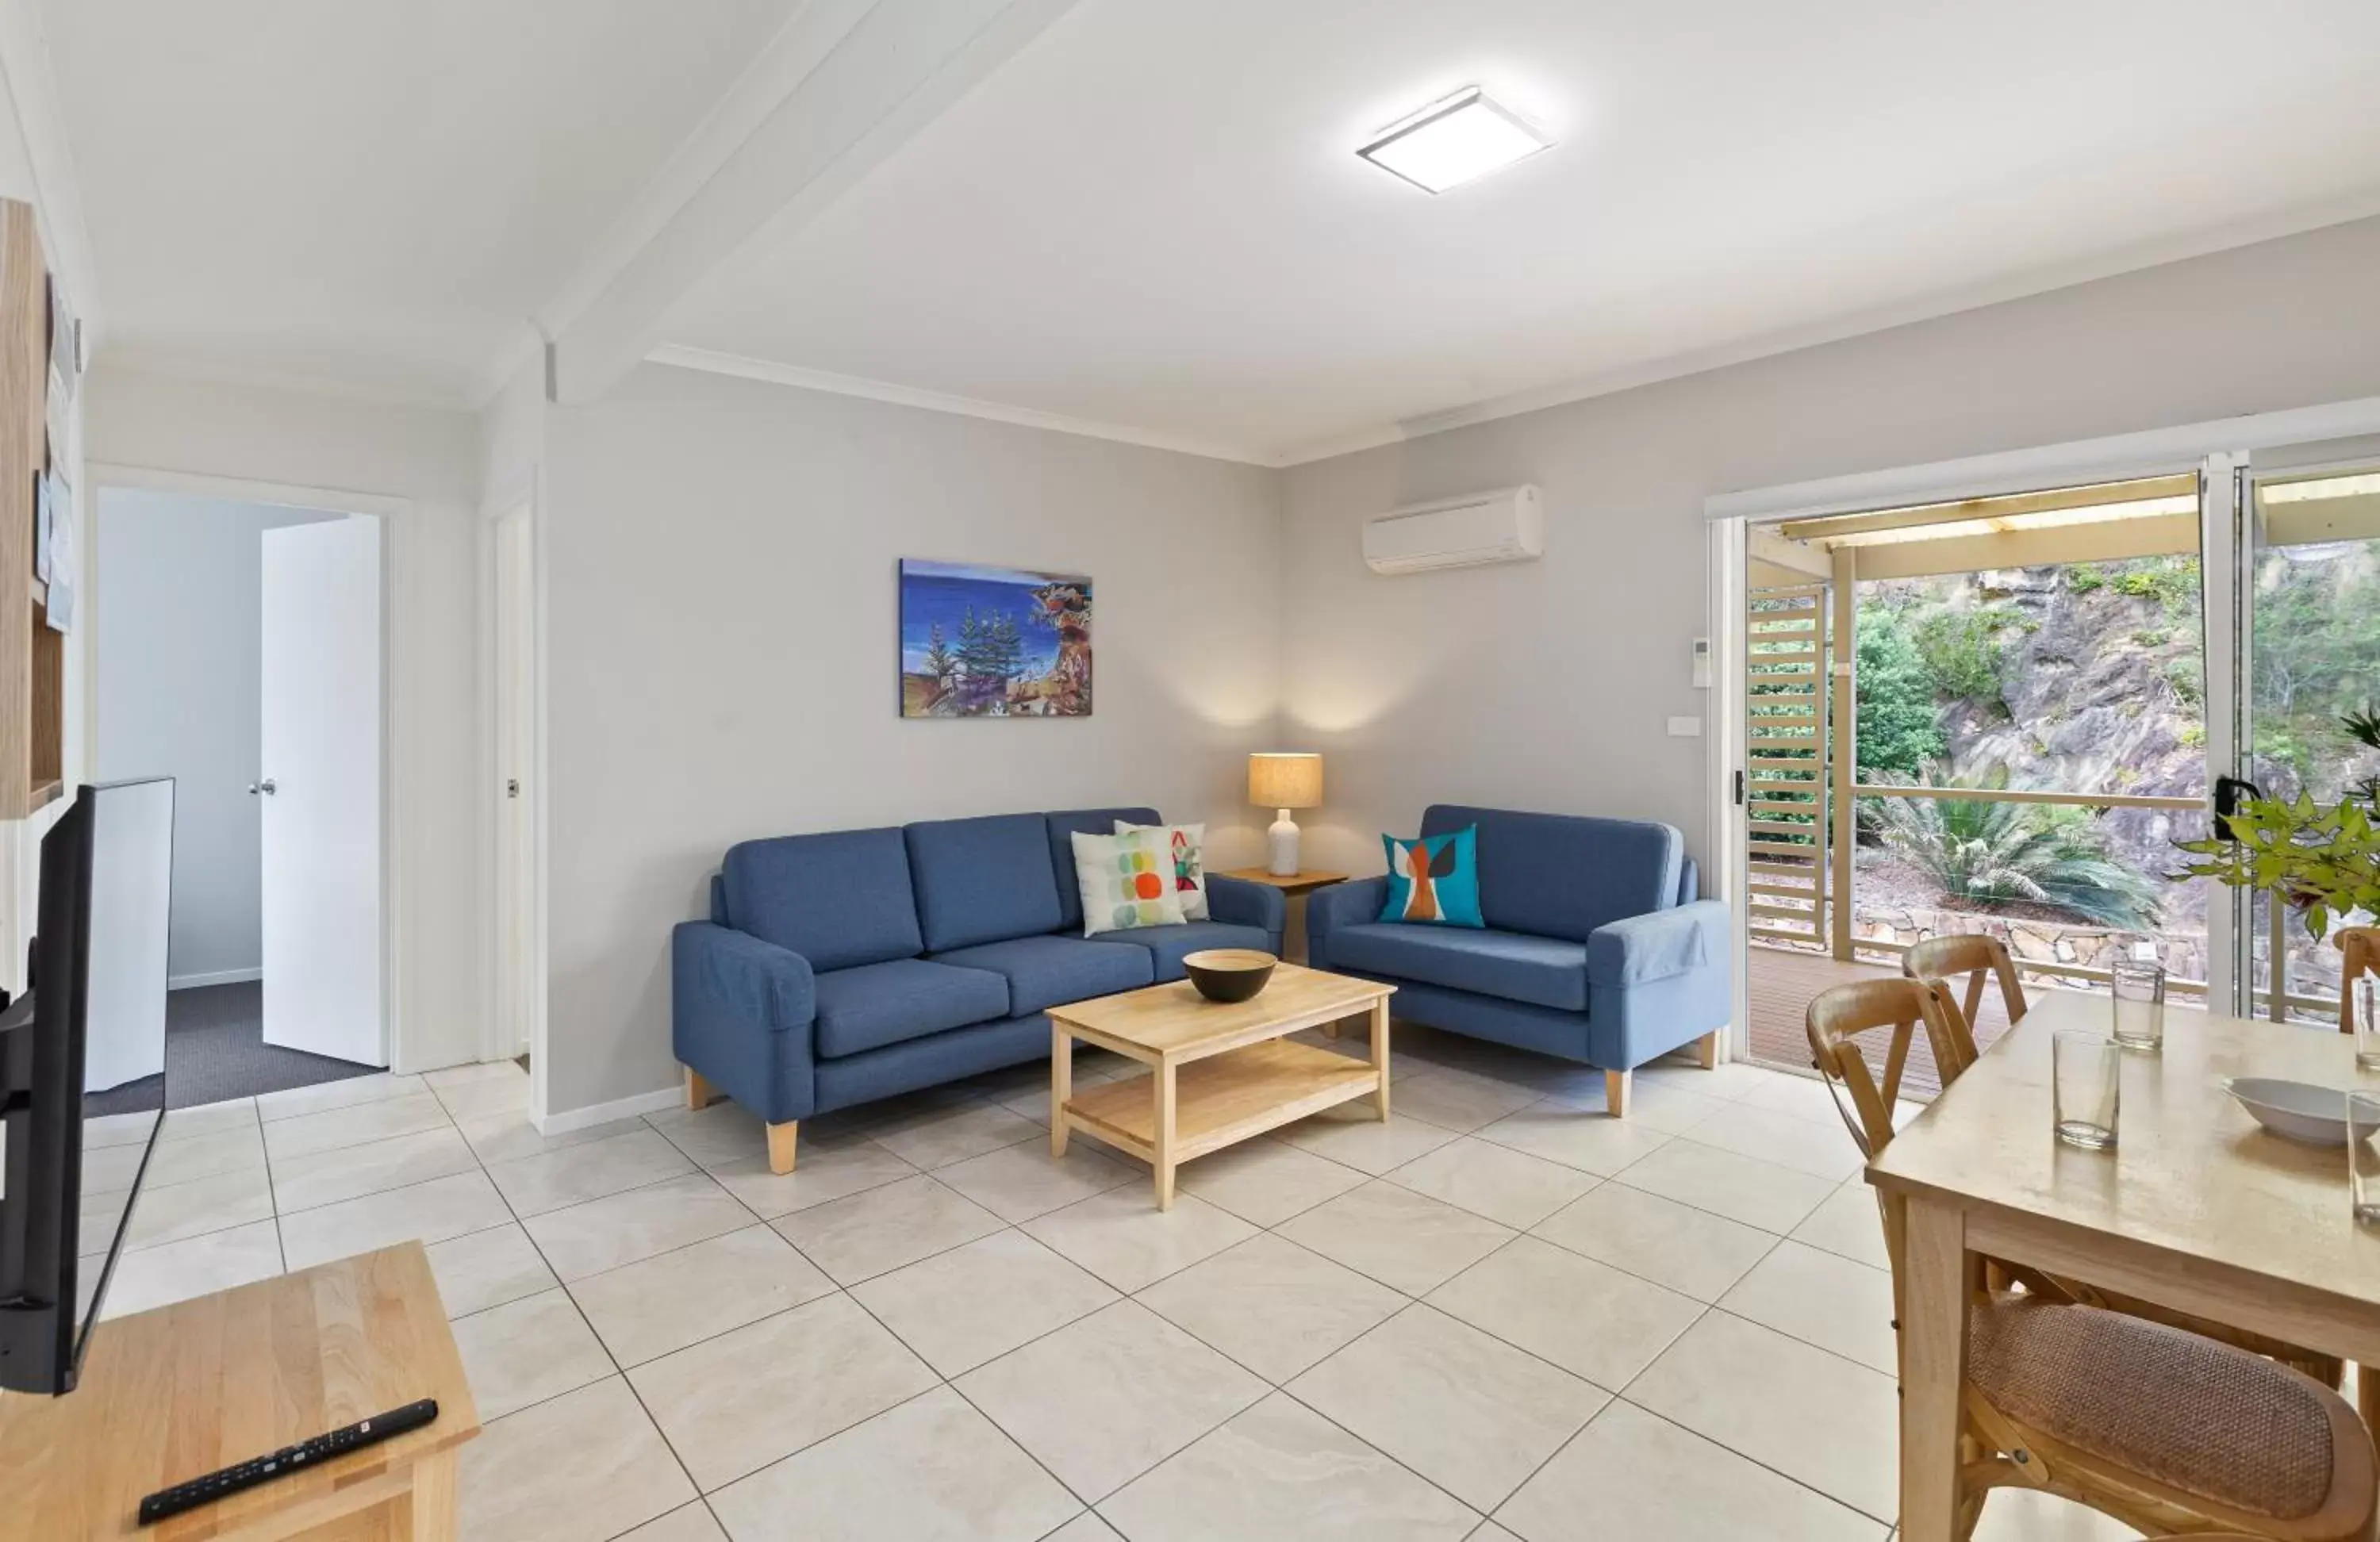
[
  {"x1": 1072, "y1": 828, "x2": 1188, "y2": 937},
  {"x1": 1379, "y1": 826, "x2": 1484, "y2": 927},
  {"x1": 1114, "y1": 819, "x2": 1209, "y2": 920}
]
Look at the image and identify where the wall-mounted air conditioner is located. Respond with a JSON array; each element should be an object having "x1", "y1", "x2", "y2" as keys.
[{"x1": 1362, "y1": 485, "x2": 1544, "y2": 574}]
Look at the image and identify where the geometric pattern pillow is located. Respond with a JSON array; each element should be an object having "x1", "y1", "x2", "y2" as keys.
[
  {"x1": 1115, "y1": 819, "x2": 1208, "y2": 920},
  {"x1": 1071, "y1": 827, "x2": 1188, "y2": 937},
  {"x1": 1379, "y1": 825, "x2": 1484, "y2": 928}
]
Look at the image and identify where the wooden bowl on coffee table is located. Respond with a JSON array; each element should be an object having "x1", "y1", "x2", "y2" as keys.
[{"x1": 1182, "y1": 949, "x2": 1277, "y2": 1003}]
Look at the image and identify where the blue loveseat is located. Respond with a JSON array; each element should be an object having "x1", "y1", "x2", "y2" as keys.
[
  {"x1": 1307, "y1": 805, "x2": 1728, "y2": 1115},
  {"x1": 673, "y1": 807, "x2": 1285, "y2": 1171}
]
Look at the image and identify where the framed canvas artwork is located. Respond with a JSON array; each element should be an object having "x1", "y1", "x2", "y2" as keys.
[{"x1": 899, "y1": 559, "x2": 1092, "y2": 718}]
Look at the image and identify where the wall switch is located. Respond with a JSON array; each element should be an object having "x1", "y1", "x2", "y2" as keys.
[{"x1": 1667, "y1": 716, "x2": 1703, "y2": 738}]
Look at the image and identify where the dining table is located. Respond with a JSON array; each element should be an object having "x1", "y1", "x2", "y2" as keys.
[{"x1": 1868, "y1": 988, "x2": 2380, "y2": 1542}]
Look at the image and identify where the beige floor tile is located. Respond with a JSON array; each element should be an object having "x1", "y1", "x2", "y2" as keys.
[
  {"x1": 1428, "y1": 1237, "x2": 1702, "y2": 1390},
  {"x1": 646, "y1": 1099, "x2": 772, "y2": 1168},
  {"x1": 1041, "y1": 1513, "x2": 1126, "y2": 1541},
  {"x1": 1716, "y1": 1240, "x2": 1898, "y2": 1374},
  {"x1": 851, "y1": 1229, "x2": 1115, "y2": 1375},
  {"x1": 1968, "y1": 1488, "x2": 2144, "y2": 1540},
  {"x1": 487, "y1": 1127, "x2": 696, "y2": 1217},
  {"x1": 1175, "y1": 1135, "x2": 1368, "y2": 1226},
  {"x1": 1790, "y1": 1180, "x2": 1893, "y2": 1271},
  {"x1": 452, "y1": 1287, "x2": 617, "y2": 1421},
  {"x1": 458, "y1": 1376, "x2": 696, "y2": 1542},
  {"x1": 270, "y1": 1126, "x2": 481, "y2": 1214},
  {"x1": 1678, "y1": 1106, "x2": 1864, "y2": 1181},
  {"x1": 121, "y1": 1164, "x2": 277, "y2": 1249},
  {"x1": 955, "y1": 1299, "x2": 1267, "y2": 1501},
  {"x1": 526, "y1": 1172, "x2": 755, "y2": 1282},
  {"x1": 1472, "y1": 1526, "x2": 1526, "y2": 1542},
  {"x1": 1388, "y1": 1066, "x2": 1546, "y2": 1133},
  {"x1": 1626, "y1": 1311, "x2": 1898, "y2": 1522},
  {"x1": 1276, "y1": 1182, "x2": 1513, "y2": 1295},
  {"x1": 707, "y1": 1387, "x2": 1080, "y2": 1542},
  {"x1": 931, "y1": 1139, "x2": 1138, "y2": 1222},
  {"x1": 425, "y1": 1060, "x2": 525, "y2": 1090},
  {"x1": 425, "y1": 1223, "x2": 559, "y2": 1318},
  {"x1": 255, "y1": 1072, "x2": 425, "y2": 1122},
  {"x1": 629, "y1": 1291, "x2": 937, "y2": 1491},
  {"x1": 704, "y1": 1141, "x2": 917, "y2": 1219},
  {"x1": 1637, "y1": 1060, "x2": 1777, "y2": 1099},
  {"x1": 618, "y1": 1503, "x2": 728, "y2": 1542},
  {"x1": 99, "y1": 1218, "x2": 283, "y2": 1318},
  {"x1": 262, "y1": 1090, "x2": 452, "y2": 1160},
  {"x1": 1472, "y1": 1104, "x2": 1673, "y2": 1176},
  {"x1": 1134, "y1": 1232, "x2": 1403, "y2": 1383},
  {"x1": 1274, "y1": 1107, "x2": 1460, "y2": 1175},
  {"x1": 432, "y1": 1065, "x2": 532, "y2": 1122},
  {"x1": 1288, "y1": 1304, "x2": 1607, "y2": 1513},
  {"x1": 1548, "y1": 1079, "x2": 1733, "y2": 1135},
  {"x1": 458, "y1": 1110, "x2": 648, "y2": 1166},
  {"x1": 1102, "y1": 1391, "x2": 1480, "y2": 1542},
  {"x1": 1495, "y1": 1398, "x2": 1887, "y2": 1542},
  {"x1": 572, "y1": 1225, "x2": 835, "y2": 1367},
  {"x1": 121, "y1": 1125, "x2": 267, "y2": 1190},
  {"x1": 278, "y1": 1169, "x2": 514, "y2": 1270},
  {"x1": 157, "y1": 1097, "x2": 263, "y2": 1141},
  {"x1": 1610, "y1": 1137, "x2": 1836, "y2": 1233},
  {"x1": 771, "y1": 1173, "x2": 1004, "y2": 1285},
  {"x1": 1384, "y1": 1136, "x2": 1601, "y2": 1229},
  {"x1": 85, "y1": 1105, "x2": 171, "y2": 1149},
  {"x1": 868, "y1": 1100, "x2": 1044, "y2": 1169},
  {"x1": 1734, "y1": 1068, "x2": 1862, "y2": 1126},
  {"x1": 1021, "y1": 1187, "x2": 1257, "y2": 1293},
  {"x1": 1529, "y1": 1183, "x2": 1779, "y2": 1302}
]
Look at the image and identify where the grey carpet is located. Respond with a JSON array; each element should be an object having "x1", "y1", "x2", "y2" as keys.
[{"x1": 83, "y1": 981, "x2": 382, "y2": 1115}]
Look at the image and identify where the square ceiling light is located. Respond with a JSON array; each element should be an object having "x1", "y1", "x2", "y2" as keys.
[{"x1": 1357, "y1": 86, "x2": 1550, "y2": 194}]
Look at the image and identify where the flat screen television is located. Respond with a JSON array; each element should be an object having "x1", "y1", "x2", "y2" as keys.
[{"x1": 0, "y1": 778, "x2": 175, "y2": 1394}]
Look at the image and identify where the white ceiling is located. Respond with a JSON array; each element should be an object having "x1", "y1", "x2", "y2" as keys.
[
  {"x1": 41, "y1": 0, "x2": 804, "y2": 402},
  {"x1": 665, "y1": 0, "x2": 2380, "y2": 462},
  {"x1": 36, "y1": 0, "x2": 2380, "y2": 454}
]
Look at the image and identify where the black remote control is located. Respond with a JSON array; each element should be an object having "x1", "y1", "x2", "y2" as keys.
[{"x1": 136, "y1": 1398, "x2": 440, "y2": 1525}]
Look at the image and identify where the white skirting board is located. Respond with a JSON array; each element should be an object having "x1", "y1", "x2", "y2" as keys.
[
  {"x1": 533, "y1": 1083, "x2": 683, "y2": 1136},
  {"x1": 169, "y1": 967, "x2": 264, "y2": 990}
]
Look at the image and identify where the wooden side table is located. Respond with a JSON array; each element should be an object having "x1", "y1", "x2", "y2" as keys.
[
  {"x1": 1218, "y1": 867, "x2": 1350, "y2": 965},
  {"x1": 0, "y1": 1241, "x2": 479, "y2": 1540}
]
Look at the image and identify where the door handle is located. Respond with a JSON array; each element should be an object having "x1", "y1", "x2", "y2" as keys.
[
  {"x1": 506, "y1": 779, "x2": 520, "y2": 799},
  {"x1": 249, "y1": 778, "x2": 277, "y2": 796}
]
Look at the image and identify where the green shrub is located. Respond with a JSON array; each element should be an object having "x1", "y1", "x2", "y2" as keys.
[
  {"x1": 2067, "y1": 565, "x2": 2106, "y2": 594},
  {"x1": 1864, "y1": 766, "x2": 2163, "y2": 928},
  {"x1": 1852, "y1": 606, "x2": 1946, "y2": 781},
  {"x1": 1911, "y1": 606, "x2": 2017, "y2": 706}
]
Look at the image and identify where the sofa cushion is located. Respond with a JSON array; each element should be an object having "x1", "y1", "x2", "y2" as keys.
[
  {"x1": 724, "y1": 827, "x2": 922, "y2": 971},
  {"x1": 1422, "y1": 804, "x2": 1682, "y2": 945},
  {"x1": 1092, "y1": 920, "x2": 1274, "y2": 983},
  {"x1": 812, "y1": 958, "x2": 1012, "y2": 1058},
  {"x1": 929, "y1": 934, "x2": 1154, "y2": 1017},
  {"x1": 1045, "y1": 807, "x2": 1161, "y2": 929},
  {"x1": 1325, "y1": 922, "x2": 1589, "y2": 1012},
  {"x1": 905, "y1": 813, "x2": 1066, "y2": 952}
]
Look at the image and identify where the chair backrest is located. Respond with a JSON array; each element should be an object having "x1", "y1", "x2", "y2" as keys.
[
  {"x1": 1805, "y1": 977, "x2": 1958, "y2": 1162},
  {"x1": 2336, "y1": 926, "x2": 2378, "y2": 1036},
  {"x1": 1902, "y1": 934, "x2": 2021, "y2": 1081}
]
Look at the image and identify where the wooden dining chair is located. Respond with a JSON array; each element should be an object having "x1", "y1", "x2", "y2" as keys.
[
  {"x1": 1807, "y1": 979, "x2": 2378, "y2": 1542},
  {"x1": 1901, "y1": 934, "x2": 2025, "y2": 1078},
  {"x1": 2337, "y1": 927, "x2": 2378, "y2": 1036}
]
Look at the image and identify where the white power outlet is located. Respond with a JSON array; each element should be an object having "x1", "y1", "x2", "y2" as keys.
[{"x1": 1667, "y1": 716, "x2": 1703, "y2": 738}]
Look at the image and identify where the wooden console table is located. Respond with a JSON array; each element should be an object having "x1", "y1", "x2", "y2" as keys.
[{"x1": 0, "y1": 1241, "x2": 479, "y2": 1540}]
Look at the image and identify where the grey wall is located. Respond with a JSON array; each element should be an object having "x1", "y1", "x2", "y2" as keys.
[
  {"x1": 1279, "y1": 214, "x2": 2380, "y2": 880},
  {"x1": 541, "y1": 363, "x2": 1284, "y2": 1116},
  {"x1": 94, "y1": 489, "x2": 343, "y2": 984}
]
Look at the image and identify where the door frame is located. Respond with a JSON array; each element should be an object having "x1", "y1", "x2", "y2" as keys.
[
  {"x1": 85, "y1": 462, "x2": 401, "y2": 1068},
  {"x1": 478, "y1": 477, "x2": 547, "y2": 1120}
]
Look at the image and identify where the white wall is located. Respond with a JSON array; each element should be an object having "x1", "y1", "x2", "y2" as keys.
[
  {"x1": 1280, "y1": 214, "x2": 2380, "y2": 880},
  {"x1": 93, "y1": 488, "x2": 340, "y2": 985},
  {"x1": 539, "y1": 362, "x2": 1282, "y2": 1116},
  {"x1": 83, "y1": 366, "x2": 484, "y2": 1072}
]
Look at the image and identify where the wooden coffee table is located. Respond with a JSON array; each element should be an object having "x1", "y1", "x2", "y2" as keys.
[{"x1": 1050, "y1": 963, "x2": 1395, "y2": 1209}]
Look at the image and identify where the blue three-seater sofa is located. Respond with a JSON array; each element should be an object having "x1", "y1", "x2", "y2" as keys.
[{"x1": 672, "y1": 807, "x2": 1284, "y2": 1172}]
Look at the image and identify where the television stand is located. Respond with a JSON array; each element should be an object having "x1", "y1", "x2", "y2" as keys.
[{"x1": 0, "y1": 1242, "x2": 479, "y2": 1539}]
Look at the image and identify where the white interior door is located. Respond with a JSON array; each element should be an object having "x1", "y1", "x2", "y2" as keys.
[
  {"x1": 259, "y1": 517, "x2": 384, "y2": 1065},
  {"x1": 493, "y1": 504, "x2": 536, "y2": 1059}
]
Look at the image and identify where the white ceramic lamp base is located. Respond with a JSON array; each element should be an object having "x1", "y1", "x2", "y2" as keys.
[{"x1": 1268, "y1": 811, "x2": 1301, "y2": 876}]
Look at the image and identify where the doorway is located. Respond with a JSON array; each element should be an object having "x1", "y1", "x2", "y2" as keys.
[
  {"x1": 489, "y1": 500, "x2": 540, "y2": 1077},
  {"x1": 90, "y1": 483, "x2": 389, "y2": 1107}
]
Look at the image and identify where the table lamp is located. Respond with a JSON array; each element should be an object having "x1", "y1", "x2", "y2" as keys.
[{"x1": 1248, "y1": 753, "x2": 1323, "y2": 876}]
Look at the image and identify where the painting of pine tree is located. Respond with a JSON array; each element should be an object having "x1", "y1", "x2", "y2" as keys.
[{"x1": 899, "y1": 559, "x2": 1092, "y2": 718}]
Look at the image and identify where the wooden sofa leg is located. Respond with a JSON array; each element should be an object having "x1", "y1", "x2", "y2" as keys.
[
  {"x1": 1605, "y1": 1069, "x2": 1631, "y2": 1118},
  {"x1": 1695, "y1": 1030, "x2": 1720, "y2": 1070},
  {"x1": 685, "y1": 1066, "x2": 718, "y2": 1111},
  {"x1": 766, "y1": 1121, "x2": 799, "y2": 1176}
]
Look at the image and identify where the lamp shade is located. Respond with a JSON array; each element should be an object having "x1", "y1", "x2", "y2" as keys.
[{"x1": 1248, "y1": 753, "x2": 1322, "y2": 810}]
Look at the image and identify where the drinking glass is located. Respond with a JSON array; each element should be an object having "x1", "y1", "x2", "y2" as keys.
[
  {"x1": 2355, "y1": 978, "x2": 2380, "y2": 1073},
  {"x1": 2053, "y1": 1030, "x2": 2121, "y2": 1150},
  {"x1": 2351, "y1": 1091, "x2": 2380, "y2": 1227},
  {"x1": 2109, "y1": 958, "x2": 2166, "y2": 1052}
]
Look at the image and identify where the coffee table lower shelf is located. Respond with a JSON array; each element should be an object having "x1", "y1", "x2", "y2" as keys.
[{"x1": 1060, "y1": 1038, "x2": 1378, "y2": 1170}]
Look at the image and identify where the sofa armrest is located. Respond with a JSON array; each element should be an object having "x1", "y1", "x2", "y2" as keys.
[
  {"x1": 1205, "y1": 874, "x2": 1286, "y2": 945},
  {"x1": 674, "y1": 923, "x2": 816, "y2": 1031},
  {"x1": 1305, "y1": 876, "x2": 1388, "y2": 970},
  {"x1": 1587, "y1": 900, "x2": 1726, "y2": 990}
]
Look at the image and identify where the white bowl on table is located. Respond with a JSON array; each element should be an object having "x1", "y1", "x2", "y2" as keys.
[{"x1": 2223, "y1": 1077, "x2": 2354, "y2": 1147}]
